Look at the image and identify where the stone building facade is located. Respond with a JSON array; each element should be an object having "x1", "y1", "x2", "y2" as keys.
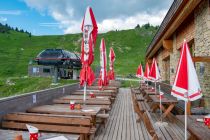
[{"x1": 146, "y1": 0, "x2": 210, "y2": 109}]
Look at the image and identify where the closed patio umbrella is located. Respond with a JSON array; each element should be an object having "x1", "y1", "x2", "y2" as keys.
[
  {"x1": 136, "y1": 63, "x2": 144, "y2": 78},
  {"x1": 108, "y1": 47, "x2": 116, "y2": 80},
  {"x1": 80, "y1": 6, "x2": 98, "y2": 103},
  {"x1": 98, "y1": 38, "x2": 108, "y2": 90},
  {"x1": 171, "y1": 40, "x2": 202, "y2": 140},
  {"x1": 149, "y1": 58, "x2": 161, "y2": 94}
]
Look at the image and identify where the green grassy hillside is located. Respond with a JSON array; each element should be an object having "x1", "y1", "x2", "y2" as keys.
[{"x1": 0, "y1": 25, "x2": 157, "y2": 78}]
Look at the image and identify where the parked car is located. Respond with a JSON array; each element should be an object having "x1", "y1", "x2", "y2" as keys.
[{"x1": 35, "y1": 49, "x2": 81, "y2": 68}]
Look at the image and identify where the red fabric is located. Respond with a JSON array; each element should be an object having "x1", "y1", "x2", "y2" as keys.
[
  {"x1": 136, "y1": 64, "x2": 143, "y2": 77},
  {"x1": 80, "y1": 39, "x2": 94, "y2": 65},
  {"x1": 80, "y1": 7, "x2": 98, "y2": 86},
  {"x1": 144, "y1": 63, "x2": 150, "y2": 79},
  {"x1": 30, "y1": 133, "x2": 38, "y2": 140},
  {"x1": 80, "y1": 66, "x2": 95, "y2": 86},
  {"x1": 109, "y1": 47, "x2": 115, "y2": 62},
  {"x1": 174, "y1": 42, "x2": 188, "y2": 91},
  {"x1": 98, "y1": 38, "x2": 108, "y2": 89},
  {"x1": 149, "y1": 58, "x2": 156, "y2": 79},
  {"x1": 89, "y1": 8, "x2": 98, "y2": 46},
  {"x1": 108, "y1": 70, "x2": 115, "y2": 80}
]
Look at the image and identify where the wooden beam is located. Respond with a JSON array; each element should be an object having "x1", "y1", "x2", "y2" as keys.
[
  {"x1": 192, "y1": 56, "x2": 210, "y2": 62},
  {"x1": 163, "y1": 40, "x2": 173, "y2": 51},
  {"x1": 162, "y1": 49, "x2": 170, "y2": 60},
  {"x1": 147, "y1": 59, "x2": 153, "y2": 66}
]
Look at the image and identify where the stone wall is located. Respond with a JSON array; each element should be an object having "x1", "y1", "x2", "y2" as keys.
[
  {"x1": 169, "y1": 34, "x2": 180, "y2": 84},
  {"x1": 156, "y1": 51, "x2": 165, "y2": 81},
  {"x1": 194, "y1": 0, "x2": 210, "y2": 109}
]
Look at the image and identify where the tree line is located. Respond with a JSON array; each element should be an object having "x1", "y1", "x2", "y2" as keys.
[{"x1": 0, "y1": 23, "x2": 31, "y2": 37}]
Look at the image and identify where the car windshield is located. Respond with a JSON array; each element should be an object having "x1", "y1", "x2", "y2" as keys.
[{"x1": 39, "y1": 49, "x2": 63, "y2": 58}]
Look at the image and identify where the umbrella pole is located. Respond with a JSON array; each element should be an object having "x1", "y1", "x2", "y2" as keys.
[
  {"x1": 83, "y1": 82, "x2": 87, "y2": 106},
  {"x1": 155, "y1": 81, "x2": 156, "y2": 94},
  {"x1": 185, "y1": 100, "x2": 187, "y2": 140},
  {"x1": 159, "y1": 85, "x2": 162, "y2": 122}
]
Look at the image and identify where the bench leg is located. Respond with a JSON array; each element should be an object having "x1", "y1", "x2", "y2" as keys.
[{"x1": 80, "y1": 134, "x2": 85, "y2": 140}]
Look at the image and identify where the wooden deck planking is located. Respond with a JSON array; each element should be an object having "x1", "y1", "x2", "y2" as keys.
[{"x1": 95, "y1": 88, "x2": 150, "y2": 140}]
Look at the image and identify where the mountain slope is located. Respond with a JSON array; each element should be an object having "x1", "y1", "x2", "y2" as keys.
[{"x1": 0, "y1": 25, "x2": 157, "y2": 77}]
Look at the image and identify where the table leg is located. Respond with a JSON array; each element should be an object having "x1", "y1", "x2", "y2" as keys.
[
  {"x1": 150, "y1": 103, "x2": 159, "y2": 112},
  {"x1": 92, "y1": 115, "x2": 97, "y2": 127},
  {"x1": 161, "y1": 104, "x2": 175, "y2": 119}
]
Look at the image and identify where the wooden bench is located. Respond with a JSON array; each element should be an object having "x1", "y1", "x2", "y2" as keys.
[
  {"x1": 2, "y1": 112, "x2": 96, "y2": 140},
  {"x1": 96, "y1": 114, "x2": 109, "y2": 127},
  {"x1": 142, "y1": 111, "x2": 179, "y2": 140},
  {"x1": 131, "y1": 93, "x2": 144, "y2": 122},
  {"x1": 137, "y1": 101, "x2": 150, "y2": 111}
]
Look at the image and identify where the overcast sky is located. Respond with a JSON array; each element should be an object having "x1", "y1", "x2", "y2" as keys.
[{"x1": 0, "y1": 0, "x2": 173, "y2": 35}]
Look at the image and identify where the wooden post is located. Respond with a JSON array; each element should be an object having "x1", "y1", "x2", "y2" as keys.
[{"x1": 187, "y1": 101, "x2": 191, "y2": 115}]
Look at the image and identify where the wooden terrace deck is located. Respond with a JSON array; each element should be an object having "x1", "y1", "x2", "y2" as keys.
[{"x1": 95, "y1": 88, "x2": 150, "y2": 140}]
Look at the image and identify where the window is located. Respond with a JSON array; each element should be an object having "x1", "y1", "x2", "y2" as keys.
[{"x1": 43, "y1": 68, "x2": 50, "y2": 73}]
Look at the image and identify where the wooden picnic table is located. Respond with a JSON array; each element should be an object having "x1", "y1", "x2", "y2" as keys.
[
  {"x1": 59, "y1": 95, "x2": 110, "y2": 101},
  {"x1": 86, "y1": 86, "x2": 118, "y2": 92},
  {"x1": 53, "y1": 98, "x2": 111, "y2": 105},
  {"x1": 27, "y1": 105, "x2": 101, "y2": 126},
  {"x1": 28, "y1": 105, "x2": 101, "y2": 116},
  {"x1": 72, "y1": 91, "x2": 115, "y2": 98},
  {"x1": 0, "y1": 129, "x2": 79, "y2": 140},
  {"x1": 149, "y1": 95, "x2": 178, "y2": 120},
  {"x1": 76, "y1": 89, "x2": 117, "y2": 94},
  {"x1": 176, "y1": 115, "x2": 210, "y2": 140},
  {"x1": 54, "y1": 104, "x2": 111, "y2": 112}
]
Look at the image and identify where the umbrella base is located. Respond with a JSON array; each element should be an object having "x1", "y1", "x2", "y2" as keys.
[{"x1": 155, "y1": 121, "x2": 168, "y2": 127}]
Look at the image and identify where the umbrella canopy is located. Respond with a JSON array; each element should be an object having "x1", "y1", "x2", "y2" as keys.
[
  {"x1": 144, "y1": 62, "x2": 150, "y2": 80},
  {"x1": 98, "y1": 38, "x2": 108, "y2": 89},
  {"x1": 108, "y1": 47, "x2": 116, "y2": 80},
  {"x1": 171, "y1": 40, "x2": 202, "y2": 101},
  {"x1": 149, "y1": 58, "x2": 161, "y2": 81},
  {"x1": 80, "y1": 6, "x2": 98, "y2": 86},
  {"x1": 136, "y1": 64, "x2": 144, "y2": 78}
]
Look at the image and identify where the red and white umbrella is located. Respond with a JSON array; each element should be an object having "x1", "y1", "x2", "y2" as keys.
[
  {"x1": 108, "y1": 47, "x2": 116, "y2": 80},
  {"x1": 144, "y1": 62, "x2": 150, "y2": 80},
  {"x1": 149, "y1": 58, "x2": 161, "y2": 81},
  {"x1": 171, "y1": 40, "x2": 202, "y2": 140},
  {"x1": 98, "y1": 38, "x2": 108, "y2": 90},
  {"x1": 80, "y1": 6, "x2": 98, "y2": 102},
  {"x1": 136, "y1": 64, "x2": 144, "y2": 78},
  {"x1": 149, "y1": 58, "x2": 161, "y2": 93}
]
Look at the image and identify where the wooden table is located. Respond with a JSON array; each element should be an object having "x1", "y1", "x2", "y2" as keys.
[
  {"x1": 59, "y1": 95, "x2": 110, "y2": 101},
  {"x1": 86, "y1": 86, "x2": 118, "y2": 92},
  {"x1": 53, "y1": 98, "x2": 111, "y2": 105},
  {"x1": 76, "y1": 89, "x2": 116, "y2": 94},
  {"x1": 54, "y1": 104, "x2": 111, "y2": 112},
  {"x1": 176, "y1": 115, "x2": 210, "y2": 140},
  {"x1": 27, "y1": 105, "x2": 101, "y2": 126},
  {"x1": 149, "y1": 95, "x2": 178, "y2": 119},
  {"x1": 0, "y1": 129, "x2": 79, "y2": 140},
  {"x1": 72, "y1": 91, "x2": 115, "y2": 97}
]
